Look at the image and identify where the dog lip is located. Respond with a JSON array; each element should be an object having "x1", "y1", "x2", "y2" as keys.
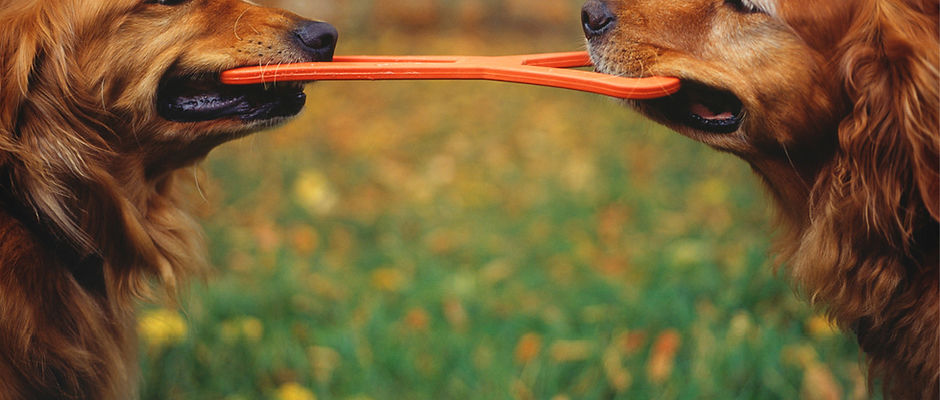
[
  {"x1": 685, "y1": 109, "x2": 742, "y2": 133},
  {"x1": 682, "y1": 98, "x2": 743, "y2": 134},
  {"x1": 156, "y1": 74, "x2": 306, "y2": 123},
  {"x1": 158, "y1": 90, "x2": 248, "y2": 122},
  {"x1": 653, "y1": 80, "x2": 744, "y2": 134}
]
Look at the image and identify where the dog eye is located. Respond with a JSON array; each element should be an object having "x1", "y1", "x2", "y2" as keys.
[{"x1": 725, "y1": 0, "x2": 764, "y2": 13}]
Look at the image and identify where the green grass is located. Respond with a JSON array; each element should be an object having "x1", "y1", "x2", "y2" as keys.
[{"x1": 138, "y1": 32, "x2": 869, "y2": 400}]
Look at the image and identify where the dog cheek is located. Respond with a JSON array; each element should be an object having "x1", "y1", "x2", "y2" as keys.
[{"x1": 178, "y1": 48, "x2": 240, "y2": 72}]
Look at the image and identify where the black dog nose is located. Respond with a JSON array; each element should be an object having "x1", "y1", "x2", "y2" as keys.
[
  {"x1": 581, "y1": 0, "x2": 616, "y2": 38},
  {"x1": 293, "y1": 20, "x2": 338, "y2": 61}
]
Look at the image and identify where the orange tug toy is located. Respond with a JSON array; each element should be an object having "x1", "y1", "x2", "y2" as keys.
[{"x1": 220, "y1": 51, "x2": 679, "y2": 99}]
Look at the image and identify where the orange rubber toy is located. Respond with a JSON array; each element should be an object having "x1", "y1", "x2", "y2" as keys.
[{"x1": 220, "y1": 51, "x2": 679, "y2": 100}]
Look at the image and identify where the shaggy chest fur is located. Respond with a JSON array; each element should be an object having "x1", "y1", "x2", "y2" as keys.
[{"x1": 0, "y1": 210, "x2": 135, "y2": 400}]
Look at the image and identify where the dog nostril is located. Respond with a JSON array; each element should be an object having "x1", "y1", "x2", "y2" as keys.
[
  {"x1": 581, "y1": 0, "x2": 616, "y2": 38},
  {"x1": 293, "y1": 20, "x2": 338, "y2": 61}
]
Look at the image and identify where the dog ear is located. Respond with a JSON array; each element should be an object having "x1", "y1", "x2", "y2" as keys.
[
  {"x1": 813, "y1": 3, "x2": 938, "y2": 396},
  {"x1": 0, "y1": 4, "x2": 151, "y2": 266},
  {"x1": 794, "y1": 0, "x2": 937, "y2": 352},
  {"x1": 0, "y1": 3, "x2": 200, "y2": 297},
  {"x1": 0, "y1": 3, "x2": 108, "y2": 254},
  {"x1": 835, "y1": 1, "x2": 939, "y2": 238}
]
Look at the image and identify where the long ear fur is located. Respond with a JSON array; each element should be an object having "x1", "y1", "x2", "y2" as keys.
[
  {"x1": 0, "y1": 2, "x2": 203, "y2": 301},
  {"x1": 1, "y1": 2, "x2": 113, "y2": 252},
  {"x1": 793, "y1": 0, "x2": 938, "y2": 397},
  {"x1": 838, "y1": 0, "x2": 939, "y2": 232}
]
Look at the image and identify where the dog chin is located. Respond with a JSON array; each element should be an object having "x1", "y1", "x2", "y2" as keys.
[{"x1": 184, "y1": 113, "x2": 302, "y2": 143}]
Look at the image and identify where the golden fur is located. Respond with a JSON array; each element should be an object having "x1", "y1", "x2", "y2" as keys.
[
  {"x1": 583, "y1": 0, "x2": 938, "y2": 398},
  {"x1": 0, "y1": 0, "x2": 335, "y2": 398}
]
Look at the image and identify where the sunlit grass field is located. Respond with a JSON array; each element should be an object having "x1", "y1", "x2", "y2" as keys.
[{"x1": 138, "y1": 17, "x2": 871, "y2": 400}]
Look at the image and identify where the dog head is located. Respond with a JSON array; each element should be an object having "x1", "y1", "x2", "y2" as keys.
[
  {"x1": 0, "y1": 0, "x2": 336, "y2": 293},
  {"x1": 582, "y1": 0, "x2": 937, "y2": 228},
  {"x1": 2, "y1": 0, "x2": 337, "y2": 172},
  {"x1": 582, "y1": 0, "x2": 847, "y2": 169}
]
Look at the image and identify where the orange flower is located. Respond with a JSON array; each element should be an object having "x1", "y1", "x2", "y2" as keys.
[
  {"x1": 514, "y1": 333, "x2": 543, "y2": 364},
  {"x1": 370, "y1": 268, "x2": 406, "y2": 292},
  {"x1": 617, "y1": 330, "x2": 647, "y2": 356},
  {"x1": 443, "y1": 298, "x2": 468, "y2": 330},
  {"x1": 403, "y1": 308, "x2": 430, "y2": 332},
  {"x1": 290, "y1": 226, "x2": 320, "y2": 255},
  {"x1": 253, "y1": 223, "x2": 281, "y2": 253},
  {"x1": 647, "y1": 329, "x2": 681, "y2": 384}
]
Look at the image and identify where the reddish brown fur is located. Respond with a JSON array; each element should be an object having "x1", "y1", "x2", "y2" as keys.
[
  {"x1": 0, "y1": 0, "x2": 331, "y2": 398},
  {"x1": 585, "y1": 0, "x2": 938, "y2": 398}
]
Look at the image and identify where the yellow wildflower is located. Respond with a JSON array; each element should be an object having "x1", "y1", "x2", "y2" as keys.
[
  {"x1": 276, "y1": 382, "x2": 316, "y2": 400},
  {"x1": 240, "y1": 317, "x2": 264, "y2": 342},
  {"x1": 549, "y1": 340, "x2": 593, "y2": 362},
  {"x1": 694, "y1": 178, "x2": 729, "y2": 206},
  {"x1": 138, "y1": 308, "x2": 187, "y2": 351},
  {"x1": 220, "y1": 317, "x2": 264, "y2": 343},
  {"x1": 782, "y1": 344, "x2": 819, "y2": 368},
  {"x1": 603, "y1": 346, "x2": 632, "y2": 392},
  {"x1": 807, "y1": 315, "x2": 839, "y2": 339},
  {"x1": 801, "y1": 364, "x2": 843, "y2": 400},
  {"x1": 727, "y1": 312, "x2": 753, "y2": 343},
  {"x1": 308, "y1": 346, "x2": 341, "y2": 384},
  {"x1": 294, "y1": 169, "x2": 337, "y2": 215}
]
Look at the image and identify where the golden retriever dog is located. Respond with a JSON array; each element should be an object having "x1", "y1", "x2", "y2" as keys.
[
  {"x1": 0, "y1": 0, "x2": 336, "y2": 398},
  {"x1": 581, "y1": 0, "x2": 937, "y2": 397}
]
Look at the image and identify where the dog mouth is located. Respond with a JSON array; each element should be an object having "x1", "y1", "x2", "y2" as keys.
[
  {"x1": 156, "y1": 74, "x2": 306, "y2": 123},
  {"x1": 648, "y1": 82, "x2": 744, "y2": 134}
]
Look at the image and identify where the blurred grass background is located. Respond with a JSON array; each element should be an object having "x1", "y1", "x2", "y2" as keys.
[{"x1": 137, "y1": 1, "x2": 871, "y2": 399}]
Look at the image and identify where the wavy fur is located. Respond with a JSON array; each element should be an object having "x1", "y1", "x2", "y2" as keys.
[
  {"x1": 0, "y1": 0, "x2": 331, "y2": 398},
  {"x1": 584, "y1": 0, "x2": 938, "y2": 397}
]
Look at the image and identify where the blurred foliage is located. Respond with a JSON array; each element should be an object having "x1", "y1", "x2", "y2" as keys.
[
  {"x1": 138, "y1": 1, "x2": 871, "y2": 399},
  {"x1": 272, "y1": 0, "x2": 584, "y2": 34}
]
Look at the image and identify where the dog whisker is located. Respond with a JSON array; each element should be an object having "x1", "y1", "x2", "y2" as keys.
[
  {"x1": 233, "y1": 7, "x2": 250, "y2": 41},
  {"x1": 192, "y1": 166, "x2": 207, "y2": 203}
]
